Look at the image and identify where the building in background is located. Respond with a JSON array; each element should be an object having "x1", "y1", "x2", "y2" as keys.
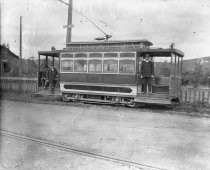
[{"x1": 0, "y1": 44, "x2": 19, "y2": 76}]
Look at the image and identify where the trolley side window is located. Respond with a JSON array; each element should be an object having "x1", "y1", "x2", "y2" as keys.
[
  {"x1": 120, "y1": 53, "x2": 135, "y2": 58},
  {"x1": 89, "y1": 53, "x2": 102, "y2": 58},
  {"x1": 61, "y1": 60, "x2": 73, "y2": 72},
  {"x1": 88, "y1": 60, "x2": 102, "y2": 73},
  {"x1": 119, "y1": 60, "x2": 135, "y2": 74},
  {"x1": 103, "y1": 60, "x2": 118, "y2": 73},
  {"x1": 74, "y1": 59, "x2": 87, "y2": 72},
  {"x1": 75, "y1": 53, "x2": 87, "y2": 58},
  {"x1": 62, "y1": 53, "x2": 73, "y2": 58},
  {"x1": 104, "y1": 53, "x2": 118, "y2": 58}
]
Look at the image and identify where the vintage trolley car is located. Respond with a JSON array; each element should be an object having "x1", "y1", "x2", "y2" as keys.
[
  {"x1": 60, "y1": 39, "x2": 183, "y2": 105},
  {"x1": 38, "y1": 39, "x2": 184, "y2": 105}
]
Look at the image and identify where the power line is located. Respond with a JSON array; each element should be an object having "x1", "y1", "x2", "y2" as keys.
[{"x1": 57, "y1": 0, "x2": 109, "y2": 37}]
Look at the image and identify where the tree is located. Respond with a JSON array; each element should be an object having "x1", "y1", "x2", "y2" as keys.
[
  {"x1": 203, "y1": 71, "x2": 210, "y2": 87},
  {"x1": 20, "y1": 58, "x2": 38, "y2": 76},
  {"x1": 191, "y1": 62, "x2": 203, "y2": 88}
]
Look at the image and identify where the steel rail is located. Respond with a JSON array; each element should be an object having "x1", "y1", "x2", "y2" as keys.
[{"x1": 0, "y1": 130, "x2": 167, "y2": 170}]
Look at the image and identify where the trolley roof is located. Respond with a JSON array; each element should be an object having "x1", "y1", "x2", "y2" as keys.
[
  {"x1": 38, "y1": 40, "x2": 184, "y2": 58},
  {"x1": 38, "y1": 50, "x2": 63, "y2": 58},
  {"x1": 139, "y1": 48, "x2": 184, "y2": 57},
  {"x1": 66, "y1": 39, "x2": 153, "y2": 50},
  {"x1": 66, "y1": 39, "x2": 153, "y2": 46}
]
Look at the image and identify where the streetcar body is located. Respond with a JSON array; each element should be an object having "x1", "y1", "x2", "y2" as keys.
[{"x1": 59, "y1": 39, "x2": 184, "y2": 105}]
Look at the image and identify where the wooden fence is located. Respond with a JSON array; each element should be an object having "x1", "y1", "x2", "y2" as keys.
[
  {"x1": 0, "y1": 76, "x2": 38, "y2": 93},
  {"x1": 0, "y1": 76, "x2": 210, "y2": 105},
  {"x1": 181, "y1": 87, "x2": 210, "y2": 105}
]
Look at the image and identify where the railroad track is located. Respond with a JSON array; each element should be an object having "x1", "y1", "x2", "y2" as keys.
[{"x1": 0, "y1": 130, "x2": 167, "y2": 170}]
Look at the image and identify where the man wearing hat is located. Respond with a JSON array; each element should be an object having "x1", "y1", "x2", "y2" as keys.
[
  {"x1": 140, "y1": 53, "x2": 154, "y2": 94},
  {"x1": 46, "y1": 63, "x2": 58, "y2": 94}
]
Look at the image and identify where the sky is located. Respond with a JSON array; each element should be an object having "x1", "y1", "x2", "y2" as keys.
[{"x1": 1, "y1": 0, "x2": 210, "y2": 59}]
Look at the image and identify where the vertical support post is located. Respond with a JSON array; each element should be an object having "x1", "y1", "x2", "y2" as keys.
[
  {"x1": 66, "y1": 0, "x2": 73, "y2": 46},
  {"x1": 180, "y1": 56, "x2": 183, "y2": 97},
  {"x1": 38, "y1": 54, "x2": 41, "y2": 91},
  {"x1": 52, "y1": 56, "x2": 55, "y2": 66},
  {"x1": 174, "y1": 55, "x2": 177, "y2": 75},
  {"x1": 193, "y1": 90, "x2": 196, "y2": 103},
  {"x1": 181, "y1": 89, "x2": 183, "y2": 102},
  {"x1": 58, "y1": 53, "x2": 60, "y2": 80},
  {"x1": 0, "y1": 2, "x2": 1, "y2": 45},
  {"x1": 169, "y1": 52, "x2": 173, "y2": 96},
  {"x1": 178, "y1": 56, "x2": 180, "y2": 75},
  {"x1": 170, "y1": 53, "x2": 173, "y2": 75},
  {"x1": 174, "y1": 54, "x2": 179, "y2": 95},
  {"x1": 207, "y1": 91, "x2": 210, "y2": 105},
  {"x1": 46, "y1": 56, "x2": 48, "y2": 66},
  {"x1": 189, "y1": 90, "x2": 192, "y2": 103},
  {"x1": 19, "y1": 16, "x2": 22, "y2": 76},
  {"x1": 185, "y1": 90, "x2": 187, "y2": 103},
  {"x1": 175, "y1": 55, "x2": 178, "y2": 97},
  {"x1": 38, "y1": 54, "x2": 40, "y2": 73},
  {"x1": 202, "y1": 91, "x2": 205, "y2": 104},
  {"x1": 181, "y1": 57, "x2": 183, "y2": 77},
  {"x1": 198, "y1": 91, "x2": 201, "y2": 103}
]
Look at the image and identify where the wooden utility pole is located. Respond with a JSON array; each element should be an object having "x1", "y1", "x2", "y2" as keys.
[
  {"x1": 0, "y1": 2, "x2": 1, "y2": 45},
  {"x1": 19, "y1": 16, "x2": 22, "y2": 76},
  {"x1": 66, "y1": 0, "x2": 73, "y2": 46}
]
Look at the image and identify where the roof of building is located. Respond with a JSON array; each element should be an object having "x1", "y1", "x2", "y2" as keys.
[{"x1": 0, "y1": 45, "x2": 19, "y2": 59}]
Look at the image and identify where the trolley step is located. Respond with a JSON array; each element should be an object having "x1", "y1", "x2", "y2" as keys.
[
  {"x1": 137, "y1": 93, "x2": 169, "y2": 98},
  {"x1": 134, "y1": 97, "x2": 171, "y2": 105}
]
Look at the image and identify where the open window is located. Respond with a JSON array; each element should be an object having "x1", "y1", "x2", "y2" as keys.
[
  {"x1": 103, "y1": 60, "x2": 118, "y2": 73},
  {"x1": 61, "y1": 60, "x2": 73, "y2": 72},
  {"x1": 154, "y1": 57, "x2": 171, "y2": 77},
  {"x1": 74, "y1": 59, "x2": 87, "y2": 72},
  {"x1": 119, "y1": 60, "x2": 135, "y2": 74},
  {"x1": 1, "y1": 60, "x2": 10, "y2": 74},
  {"x1": 153, "y1": 57, "x2": 171, "y2": 93},
  {"x1": 88, "y1": 60, "x2": 102, "y2": 73}
]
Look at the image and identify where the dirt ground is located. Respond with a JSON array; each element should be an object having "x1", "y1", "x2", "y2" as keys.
[
  {"x1": 1, "y1": 91, "x2": 210, "y2": 117},
  {"x1": 1, "y1": 100, "x2": 210, "y2": 170},
  {"x1": 0, "y1": 135, "x2": 139, "y2": 170}
]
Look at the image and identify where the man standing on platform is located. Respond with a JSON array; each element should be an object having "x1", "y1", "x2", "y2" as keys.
[
  {"x1": 140, "y1": 53, "x2": 154, "y2": 94},
  {"x1": 46, "y1": 63, "x2": 58, "y2": 94}
]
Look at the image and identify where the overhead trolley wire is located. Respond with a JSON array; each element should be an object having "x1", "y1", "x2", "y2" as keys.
[{"x1": 57, "y1": 0, "x2": 109, "y2": 37}]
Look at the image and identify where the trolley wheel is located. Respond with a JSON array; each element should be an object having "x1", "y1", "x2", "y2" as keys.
[
  {"x1": 62, "y1": 93, "x2": 71, "y2": 102},
  {"x1": 125, "y1": 99, "x2": 136, "y2": 108},
  {"x1": 126, "y1": 101, "x2": 146, "y2": 108}
]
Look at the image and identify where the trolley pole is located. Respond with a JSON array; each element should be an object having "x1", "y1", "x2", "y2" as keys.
[{"x1": 19, "y1": 16, "x2": 22, "y2": 76}]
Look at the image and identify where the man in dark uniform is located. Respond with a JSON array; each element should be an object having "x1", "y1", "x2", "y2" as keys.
[
  {"x1": 46, "y1": 64, "x2": 58, "y2": 94},
  {"x1": 140, "y1": 53, "x2": 154, "y2": 94}
]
